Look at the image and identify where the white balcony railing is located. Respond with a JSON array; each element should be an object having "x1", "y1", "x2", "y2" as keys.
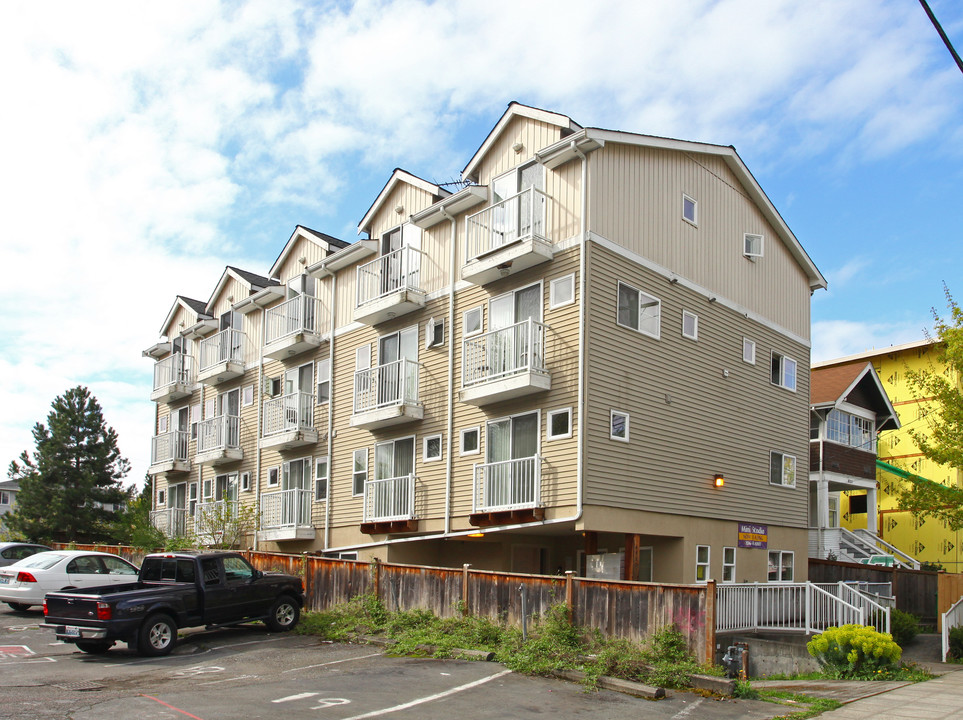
[
  {"x1": 151, "y1": 430, "x2": 189, "y2": 465},
  {"x1": 466, "y1": 187, "x2": 549, "y2": 261},
  {"x1": 153, "y1": 354, "x2": 194, "y2": 391},
  {"x1": 363, "y1": 474, "x2": 415, "y2": 523},
  {"x1": 261, "y1": 489, "x2": 312, "y2": 530},
  {"x1": 354, "y1": 359, "x2": 419, "y2": 414},
  {"x1": 265, "y1": 294, "x2": 323, "y2": 345},
  {"x1": 194, "y1": 499, "x2": 238, "y2": 539},
  {"x1": 356, "y1": 246, "x2": 422, "y2": 308},
  {"x1": 473, "y1": 454, "x2": 540, "y2": 513},
  {"x1": 262, "y1": 392, "x2": 314, "y2": 438},
  {"x1": 150, "y1": 507, "x2": 188, "y2": 537},
  {"x1": 715, "y1": 583, "x2": 866, "y2": 634},
  {"x1": 196, "y1": 415, "x2": 240, "y2": 454},
  {"x1": 198, "y1": 328, "x2": 246, "y2": 372},
  {"x1": 463, "y1": 319, "x2": 547, "y2": 387}
]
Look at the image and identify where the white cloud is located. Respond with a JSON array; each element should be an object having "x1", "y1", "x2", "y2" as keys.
[{"x1": 812, "y1": 319, "x2": 930, "y2": 364}]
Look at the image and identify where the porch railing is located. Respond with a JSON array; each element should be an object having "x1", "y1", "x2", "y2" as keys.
[
  {"x1": 465, "y1": 186, "x2": 549, "y2": 261},
  {"x1": 261, "y1": 489, "x2": 312, "y2": 530},
  {"x1": 354, "y1": 359, "x2": 419, "y2": 414},
  {"x1": 813, "y1": 582, "x2": 891, "y2": 633},
  {"x1": 265, "y1": 294, "x2": 323, "y2": 344},
  {"x1": 153, "y1": 354, "x2": 194, "y2": 391},
  {"x1": 356, "y1": 246, "x2": 422, "y2": 308},
  {"x1": 363, "y1": 474, "x2": 415, "y2": 523},
  {"x1": 151, "y1": 430, "x2": 189, "y2": 465},
  {"x1": 943, "y1": 596, "x2": 963, "y2": 661},
  {"x1": 194, "y1": 500, "x2": 238, "y2": 539},
  {"x1": 716, "y1": 582, "x2": 865, "y2": 634},
  {"x1": 473, "y1": 454, "x2": 540, "y2": 513},
  {"x1": 263, "y1": 392, "x2": 314, "y2": 437},
  {"x1": 196, "y1": 415, "x2": 240, "y2": 454},
  {"x1": 199, "y1": 328, "x2": 246, "y2": 372},
  {"x1": 463, "y1": 318, "x2": 547, "y2": 387},
  {"x1": 150, "y1": 507, "x2": 188, "y2": 537}
]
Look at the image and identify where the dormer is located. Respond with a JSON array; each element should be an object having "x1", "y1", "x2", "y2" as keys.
[{"x1": 144, "y1": 296, "x2": 210, "y2": 404}]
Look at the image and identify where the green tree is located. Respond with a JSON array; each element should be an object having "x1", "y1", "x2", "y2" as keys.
[
  {"x1": 112, "y1": 475, "x2": 165, "y2": 550},
  {"x1": 6, "y1": 386, "x2": 130, "y2": 543}
]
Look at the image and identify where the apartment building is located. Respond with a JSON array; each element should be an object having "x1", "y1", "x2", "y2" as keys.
[{"x1": 145, "y1": 103, "x2": 826, "y2": 584}]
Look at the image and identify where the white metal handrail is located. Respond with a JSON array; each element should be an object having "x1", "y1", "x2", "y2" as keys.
[
  {"x1": 465, "y1": 187, "x2": 549, "y2": 261},
  {"x1": 262, "y1": 392, "x2": 314, "y2": 437},
  {"x1": 261, "y1": 489, "x2": 312, "y2": 530},
  {"x1": 265, "y1": 294, "x2": 323, "y2": 344},
  {"x1": 150, "y1": 507, "x2": 188, "y2": 537},
  {"x1": 852, "y1": 528, "x2": 921, "y2": 569},
  {"x1": 196, "y1": 415, "x2": 240, "y2": 453},
  {"x1": 943, "y1": 596, "x2": 963, "y2": 661},
  {"x1": 153, "y1": 354, "x2": 194, "y2": 391},
  {"x1": 199, "y1": 328, "x2": 246, "y2": 372},
  {"x1": 817, "y1": 582, "x2": 891, "y2": 634},
  {"x1": 353, "y1": 359, "x2": 419, "y2": 414},
  {"x1": 473, "y1": 455, "x2": 540, "y2": 513},
  {"x1": 194, "y1": 499, "x2": 238, "y2": 539},
  {"x1": 463, "y1": 318, "x2": 547, "y2": 387},
  {"x1": 356, "y1": 246, "x2": 422, "y2": 308},
  {"x1": 151, "y1": 430, "x2": 190, "y2": 465},
  {"x1": 363, "y1": 474, "x2": 414, "y2": 523},
  {"x1": 716, "y1": 582, "x2": 864, "y2": 634}
]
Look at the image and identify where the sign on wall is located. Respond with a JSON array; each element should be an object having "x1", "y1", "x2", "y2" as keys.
[{"x1": 738, "y1": 522, "x2": 768, "y2": 549}]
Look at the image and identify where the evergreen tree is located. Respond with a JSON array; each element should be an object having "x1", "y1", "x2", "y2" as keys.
[{"x1": 6, "y1": 386, "x2": 130, "y2": 543}]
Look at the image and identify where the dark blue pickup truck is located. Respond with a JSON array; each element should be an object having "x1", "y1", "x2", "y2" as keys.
[{"x1": 41, "y1": 550, "x2": 304, "y2": 656}]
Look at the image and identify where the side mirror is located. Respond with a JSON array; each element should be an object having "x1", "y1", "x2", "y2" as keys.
[{"x1": 255, "y1": 570, "x2": 264, "y2": 580}]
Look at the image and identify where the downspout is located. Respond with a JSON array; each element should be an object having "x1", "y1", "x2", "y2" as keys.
[
  {"x1": 572, "y1": 139, "x2": 588, "y2": 525},
  {"x1": 440, "y1": 206, "x2": 457, "y2": 535},
  {"x1": 324, "y1": 271, "x2": 336, "y2": 550},
  {"x1": 254, "y1": 308, "x2": 264, "y2": 551}
]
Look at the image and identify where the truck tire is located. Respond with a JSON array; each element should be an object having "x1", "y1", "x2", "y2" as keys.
[
  {"x1": 6, "y1": 603, "x2": 30, "y2": 612},
  {"x1": 138, "y1": 613, "x2": 177, "y2": 656},
  {"x1": 265, "y1": 596, "x2": 300, "y2": 632},
  {"x1": 76, "y1": 641, "x2": 114, "y2": 654}
]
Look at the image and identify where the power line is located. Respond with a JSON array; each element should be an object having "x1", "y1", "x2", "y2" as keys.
[{"x1": 919, "y1": 0, "x2": 963, "y2": 76}]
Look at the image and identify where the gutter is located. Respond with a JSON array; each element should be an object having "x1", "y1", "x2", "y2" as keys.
[{"x1": 441, "y1": 206, "x2": 457, "y2": 535}]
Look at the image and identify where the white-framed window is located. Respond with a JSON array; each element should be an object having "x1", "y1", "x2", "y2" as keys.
[
  {"x1": 546, "y1": 407, "x2": 572, "y2": 441},
  {"x1": 426, "y1": 317, "x2": 445, "y2": 348},
  {"x1": 695, "y1": 544, "x2": 710, "y2": 583},
  {"x1": 771, "y1": 351, "x2": 797, "y2": 391},
  {"x1": 190, "y1": 403, "x2": 201, "y2": 439},
  {"x1": 423, "y1": 434, "x2": 442, "y2": 462},
  {"x1": 264, "y1": 375, "x2": 282, "y2": 397},
  {"x1": 352, "y1": 448, "x2": 368, "y2": 496},
  {"x1": 768, "y1": 550, "x2": 794, "y2": 582},
  {"x1": 267, "y1": 466, "x2": 279, "y2": 487},
  {"x1": 316, "y1": 358, "x2": 330, "y2": 404},
  {"x1": 203, "y1": 478, "x2": 212, "y2": 499},
  {"x1": 460, "y1": 427, "x2": 480, "y2": 456},
  {"x1": 204, "y1": 397, "x2": 215, "y2": 418},
  {"x1": 157, "y1": 488, "x2": 166, "y2": 506},
  {"x1": 743, "y1": 338, "x2": 756, "y2": 365},
  {"x1": 827, "y1": 409, "x2": 876, "y2": 451},
  {"x1": 463, "y1": 306, "x2": 483, "y2": 336},
  {"x1": 158, "y1": 415, "x2": 169, "y2": 434},
  {"x1": 722, "y1": 547, "x2": 736, "y2": 583},
  {"x1": 682, "y1": 310, "x2": 698, "y2": 340},
  {"x1": 240, "y1": 472, "x2": 251, "y2": 492},
  {"x1": 188, "y1": 482, "x2": 197, "y2": 517},
  {"x1": 242, "y1": 384, "x2": 254, "y2": 407},
  {"x1": 315, "y1": 456, "x2": 329, "y2": 501},
  {"x1": 283, "y1": 457, "x2": 312, "y2": 499},
  {"x1": 683, "y1": 194, "x2": 698, "y2": 226},
  {"x1": 0, "y1": 491, "x2": 9, "y2": 505},
  {"x1": 770, "y1": 451, "x2": 796, "y2": 487},
  {"x1": 550, "y1": 274, "x2": 575, "y2": 309},
  {"x1": 744, "y1": 233, "x2": 764, "y2": 259},
  {"x1": 610, "y1": 410, "x2": 630, "y2": 442},
  {"x1": 617, "y1": 281, "x2": 661, "y2": 339}
]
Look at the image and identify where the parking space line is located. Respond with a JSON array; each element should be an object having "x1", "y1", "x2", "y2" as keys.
[
  {"x1": 281, "y1": 651, "x2": 381, "y2": 674},
  {"x1": 142, "y1": 694, "x2": 206, "y2": 720},
  {"x1": 339, "y1": 668, "x2": 512, "y2": 720},
  {"x1": 273, "y1": 692, "x2": 319, "y2": 703}
]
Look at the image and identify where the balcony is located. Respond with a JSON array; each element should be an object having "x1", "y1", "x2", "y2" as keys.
[
  {"x1": 350, "y1": 359, "x2": 423, "y2": 429},
  {"x1": 197, "y1": 329, "x2": 246, "y2": 385},
  {"x1": 470, "y1": 455, "x2": 543, "y2": 527},
  {"x1": 258, "y1": 489, "x2": 315, "y2": 542},
  {"x1": 353, "y1": 246, "x2": 425, "y2": 325},
  {"x1": 150, "y1": 507, "x2": 188, "y2": 537},
  {"x1": 463, "y1": 187, "x2": 553, "y2": 285},
  {"x1": 150, "y1": 354, "x2": 194, "y2": 404},
  {"x1": 263, "y1": 294, "x2": 325, "y2": 361},
  {"x1": 147, "y1": 430, "x2": 190, "y2": 475},
  {"x1": 460, "y1": 319, "x2": 550, "y2": 406},
  {"x1": 260, "y1": 392, "x2": 318, "y2": 450},
  {"x1": 195, "y1": 415, "x2": 243, "y2": 466},
  {"x1": 361, "y1": 474, "x2": 416, "y2": 534},
  {"x1": 194, "y1": 500, "x2": 239, "y2": 545}
]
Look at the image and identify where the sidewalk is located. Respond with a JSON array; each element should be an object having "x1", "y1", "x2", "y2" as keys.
[{"x1": 820, "y1": 664, "x2": 963, "y2": 719}]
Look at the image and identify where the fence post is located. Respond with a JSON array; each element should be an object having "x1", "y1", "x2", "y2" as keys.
[
  {"x1": 805, "y1": 582, "x2": 812, "y2": 634},
  {"x1": 462, "y1": 564, "x2": 471, "y2": 616},
  {"x1": 372, "y1": 557, "x2": 381, "y2": 606},
  {"x1": 565, "y1": 571, "x2": 575, "y2": 623},
  {"x1": 705, "y1": 579, "x2": 716, "y2": 666}
]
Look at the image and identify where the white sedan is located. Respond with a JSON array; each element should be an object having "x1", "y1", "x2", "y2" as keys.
[{"x1": 0, "y1": 550, "x2": 139, "y2": 611}]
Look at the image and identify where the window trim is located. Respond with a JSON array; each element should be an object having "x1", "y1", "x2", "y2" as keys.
[
  {"x1": 722, "y1": 546, "x2": 736, "y2": 583},
  {"x1": 682, "y1": 193, "x2": 698, "y2": 226},
  {"x1": 460, "y1": 427, "x2": 480, "y2": 456},
  {"x1": 426, "y1": 317, "x2": 445, "y2": 349},
  {"x1": 352, "y1": 448, "x2": 368, "y2": 497},
  {"x1": 315, "y1": 456, "x2": 329, "y2": 502},
  {"x1": 423, "y1": 434, "x2": 442, "y2": 463},
  {"x1": 768, "y1": 550, "x2": 794, "y2": 583},
  {"x1": 463, "y1": 306, "x2": 483, "y2": 337},
  {"x1": 157, "y1": 488, "x2": 166, "y2": 506},
  {"x1": 610, "y1": 410, "x2": 630, "y2": 443},
  {"x1": 240, "y1": 472, "x2": 251, "y2": 492},
  {"x1": 549, "y1": 273, "x2": 575, "y2": 310},
  {"x1": 546, "y1": 407, "x2": 573, "y2": 441},
  {"x1": 241, "y1": 384, "x2": 254, "y2": 407},
  {"x1": 770, "y1": 351, "x2": 797, "y2": 392},
  {"x1": 682, "y1": 310, "x2": 698, "y2": 341},
  {"x1": 770, "y1": 451, "x2": 797, "y2": 488},
  {"x1": 743, "y1": 338, "x2": 756, "y2": 365},
  {"x1": 316, "y1": 358, "x2": 331, "y2": 404},
  {"x1": 267, "y1": 466, "x2": 280, "y2": 487},
  {"x1": 616, "y1": 281, "x2": 661, "y2": 339},
  {"x1": 695, "y1": 544, "x2": 710, "y2": 583},
  {"x1": 744, "y1": 233, "x2": 764, "y2": 259}
]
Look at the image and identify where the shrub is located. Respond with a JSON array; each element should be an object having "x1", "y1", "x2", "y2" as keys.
[
  {"x1": 948, "y1": 626, "x2": 963, "y2": 661},
  {"x1": 806, "y1": 625, "x2": 902, "y2": 679},
  {"x1": 888, "y1": 609, "x2": 920, "y2": 647}
]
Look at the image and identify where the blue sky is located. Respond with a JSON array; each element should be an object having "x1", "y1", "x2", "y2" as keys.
[{"x1": 1, "y1": 0, "x2": 961, "y2": 484}]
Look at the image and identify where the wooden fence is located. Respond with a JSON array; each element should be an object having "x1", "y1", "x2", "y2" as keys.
[
  {"x1": 938, "y1": 573, "x2": 963, "y2": 631},
  {"x1": 808, "y1": 558, "x2": 938, "y2": 622}
]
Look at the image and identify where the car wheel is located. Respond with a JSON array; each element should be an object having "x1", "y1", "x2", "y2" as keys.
[
  {"x1": 265, "y1": 596, "x2": 300, "y2": 632},
  {"x1": 6, "y1": 602, "x2": 31, "y2": 612},
  {"x1": 138, "y1": 613, "x2": 177, "y2": 656},
  {"x1": 76, "y1": 641, "x2": 114, "y2": 654}
]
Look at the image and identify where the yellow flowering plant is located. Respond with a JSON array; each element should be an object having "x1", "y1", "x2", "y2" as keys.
[{"x1": 806, "y1": 625, "x2": 902, "y2": 679}]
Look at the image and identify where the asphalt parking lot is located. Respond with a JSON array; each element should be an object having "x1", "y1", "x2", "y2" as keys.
[{"x1": 1, "y1": 607, "x2": 784, "y2": 720}]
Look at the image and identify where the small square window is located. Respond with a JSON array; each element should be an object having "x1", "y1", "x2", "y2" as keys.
[
  {"x1": 695, "y1": 544, "x2": 710, "y2": 583},
  {"x1": 550, "y1": 274, "x2": 575, "y2": 309},
  {"x1": 610, "y1": 410, "x2": 629, "y2": 442},
  {"x1": 547, "y1": 408, "x2": 572, "y2": 440},
  {"x1": 771, "y1": 352, "x2": 797, "y2": 391},
  {"x1": 157, "y1": 489, "x2": 166, "y2": 506},
  {"x1": 743, "y1": 338, "x2": 756, "y2": 365},
  {"x1": 460, "y1": 427, "x2": 480, "y2": 455},
  {"x1": 240, "y1": 472, "x2": 251, "y2": 492},
  {"x1": 617, "y1": 281, "x2": 661, "y2": 339},
  {"x1": 424, "y1": 434, "x2": 442, "y2": 462},
  {"x1": 683, "y1": 194, "x2": 698, "y2": 225},
  {"x1": 267, "y1": 466, "x2": 279, "y2": 487},
  {"x1": 242, "y1": 384, "x2": 254, "y2": 407},
  {"x1": 770, "y1": 451, "x2": 796, "y2": 487},
  {"x1": 464, "y1": 307, "x2": 483, "y2": 336},
  {"x1": 158, "y1": 415, "x2": 169, "y2": 434},
  {"x1": 352, "y1": 448, "x2": 368, "y2": 496},
  {"x1": 722, "y1": 547, "x2": 736, "y2": 583},
  {"x1": 682, "y1": 310, "x2": 698, "y2": 340},
  {"x1": 768, "y1": 550, "x2": 794, "y2": 582},
  {"x1": 315, "y1": 456, "x2": 329, "y2": 501},
  {"x1": 426, "y1": 317, "x2": 445, "y2": 348},
  {"x1": 744, "y1": 233, "x2": 764, "y2": 258}
]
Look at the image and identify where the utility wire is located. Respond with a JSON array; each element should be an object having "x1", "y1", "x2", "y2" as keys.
[{"x1": 919, "y1": 0, "x2": 963, "y2": 76}]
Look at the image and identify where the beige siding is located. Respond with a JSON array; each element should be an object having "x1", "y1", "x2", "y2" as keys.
[
  {"x1": 473, "y1": 117, "x2": 565, "y2": 186},
  {"x1": 163, "y1": 304, "x2": 197, "y2": 341},
  {"x1": 369, "y1": 184, "x2": 436, "y2": 241},
  {"x1": 274, "y1": 236, "x2": 327, "y2": 286}
]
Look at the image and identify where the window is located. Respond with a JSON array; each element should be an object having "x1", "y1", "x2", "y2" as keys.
[
  {"x1": 827, "y1": 409, "x2": 876, "y2": 451},
  {"x1": 616, "y1": 282, "x2": 660, "y2": 338},
  {"x1": 722, "y1": 547, "x2": 736, "y2": 583},
  {"x1": 190, "y1": 403, "x2": 201, "y2": 439},
  {"x1": 682, "y1": 194, "x2": 698, "y2": 225},
  {"x1": 768, "y1": 550, "x2": 794, "y2": 582},
  {"x1": 204, "y1": 397, "x2": 215, "y2": 418},
  {"x1": 157, "y1": 488, "x2": 166, "y2": 506},
  {"x1": 0, "y1": 491, "x2": 9, "y2": 505},
  {"x1": 610, "y1": 410, "x2": 629, "y2": 442},
  {"x1": 158, "y1": 415, "x2": 169, "y2": 434},
  {"x1": 695, "y1": 545, "x2": 710, "y2": 583},
  {"x1": 463, "y1": 306, "x2": 483, "y2": 336},
  {"x1": 283, "y1": 457, "x2": 312, "y2": 496},
  {"x1": 316, "y1": 358, "x2": 330, "y2": 404},
  {"x1": 267, "y1": 466, "x2": 279, "y2": 487},
  {"x1": 744, "y1": 233, "x2": 763, "y2": 258},
  {"x1": 240, "y1": 472, "x2": 251, "y2": 492},
  {"x1": 426, "y1": 317, "x2": 445, "y2": 348},
  {"x1": 424, "y1": 434, "x2": 442, "y2": 462},
  {"x1": 265, "y1": 375, "x2": 282, "y2": 397},
  {"x1": 770, "y1": 451, "x2": 797, "y2": 487},
  {"x1": 547, "y1": 407, "x2": 572, "y2": 440},
  {"x1": 460, "y1": 427, "x2": 480, "y2": 456},
  {"x1": 352, "y1": 448, "x2": 368, "y2": 496},
  {"x1": 315, "y1": 456, "x2": 329, "y2": 501},
  {"x1": 550, "y1": 274, "x2": 575, "y2": 309},
  {"x1": 203, "y1": 478, "x2": 212, "y2": 499},
  {"x1": 682, "y1": 310, "x2": 698, "y2": 340},
  {"x1": 242, "y1": 384, "x2": 254, "y2": 407},
  {"x1": 743, "y1": 338, "x2": 756, "y2": 365},
  {"x1": 770, "y1": 352, "x2": 797, "y2": 391},
  {"x1": 188, "y1": 482, "x2": 197, "y2": 517}
]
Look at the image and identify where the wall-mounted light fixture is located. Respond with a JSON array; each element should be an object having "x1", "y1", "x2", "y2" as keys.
[
  {"x1": 713, "y1": 474, "x2": 725, "y2": 488},
  {"x1": 394, "y1": 204, "x2": 404, "y2": 215},
  {"x1": 512, "y1": 142, "x2": 524, "y2": 153},
  {"x1": 467, "y1": 532, "x2": 485, "y2": 538}
]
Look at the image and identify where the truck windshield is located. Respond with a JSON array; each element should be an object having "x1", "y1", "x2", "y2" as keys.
[{"x1": 142, "y1": 558, "x2": 196, "y2": 583}]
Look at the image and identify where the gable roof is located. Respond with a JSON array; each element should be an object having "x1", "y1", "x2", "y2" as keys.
[
  {"x1": 269, "y1": 225, "x2": 347, "y2": 280},
  {"x1": 159, "y1": 295, "x2": 211, "y2": 337},
  {"x1": 207, "y1": 266, "x2": 280, "y2": 313},
  {"x1": 358, "y1": 169, "x2": 449, "y2": 236},
  {"x1": 811, "y1": 361, "x2": 900, "y2": 430}
]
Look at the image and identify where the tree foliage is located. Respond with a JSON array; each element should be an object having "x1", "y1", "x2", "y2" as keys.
[
  {"x1": 6, "y1": 386, "x2": 130, "y2": 543},
  {"x1": 112, "y1": 475, "x2": 165, "y2": 551}
]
